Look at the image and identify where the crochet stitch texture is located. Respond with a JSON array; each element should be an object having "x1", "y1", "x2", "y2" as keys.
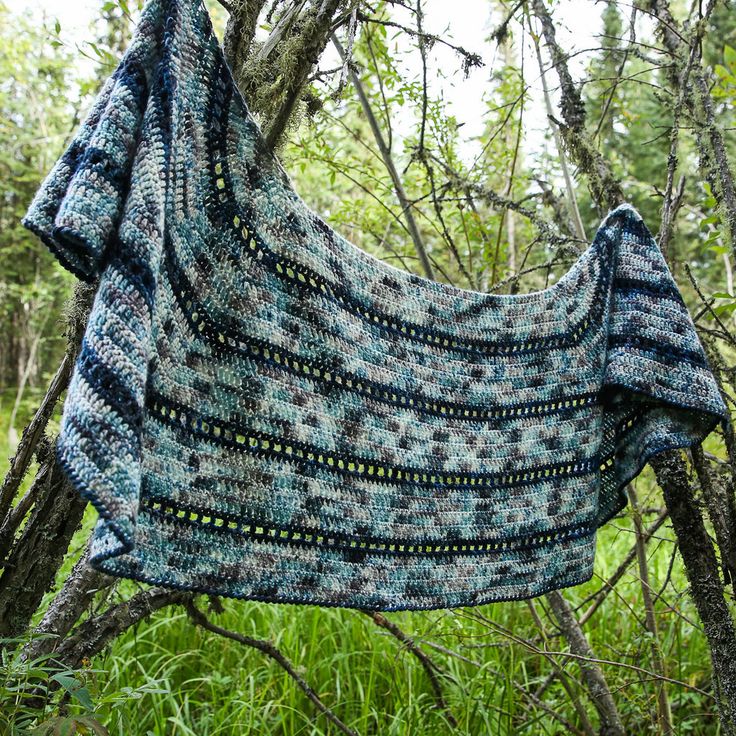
[{"x1": 23, "y1": 0, "x2": 730, "y2": 611}]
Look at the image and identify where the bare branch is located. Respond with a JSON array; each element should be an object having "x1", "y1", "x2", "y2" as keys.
[
  {"x1": 186, "y1": 600, "x2": 359, "y2": 736},
  {"x1": 362, "y1": 610, "x2": 458, "y2": 726},
  {"x1": 332, "y1": 32, "x2": 435, "y2": 279},
  {"x1": 529, "y1": 0, "x2": 625, "y2": 212},
  {"x1": 545, "y1": 590, "x2": 626, "y2": 736}
]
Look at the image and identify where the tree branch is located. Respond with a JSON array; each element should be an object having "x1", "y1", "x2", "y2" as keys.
[
  {"x1": 530, "y1": 0, "x2": 625, "y2": 212},
  {"x1": 362, "y1": 610, "x2": 457, "y2": 726},
  {"x1": 185, "y1": 600, "x2": 359, "y2": 736},
  {"x1": 332, "y1": 32, "x2": 435, "y2": 279}
]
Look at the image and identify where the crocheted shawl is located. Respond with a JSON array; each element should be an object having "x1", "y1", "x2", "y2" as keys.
[{"x1": 23, "y1": 0, "x2": 729, "y2": 611}]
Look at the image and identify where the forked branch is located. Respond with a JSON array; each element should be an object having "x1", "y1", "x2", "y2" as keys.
[{"x1": 185, "y1": 600, "x2": 360, "y2": 736}]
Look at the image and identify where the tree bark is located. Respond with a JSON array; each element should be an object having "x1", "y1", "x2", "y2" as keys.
[
  {"x1": 0, "y1": 466, "x2": 87, "y2": 637},
  {"x1": 51, "y1": 588, "x2": 192, "y2": 669},
  {"x1": 530, "y1": 0, "x2": 624, "y2": 213},
  {"x1": 545, "y1": 591, "x2": 626, "y2": 736},
  {"x1": 0, "y1": 282, "x2": 94, "y2": 637},
  {"x1": 23, "y1": 544, "x2": 113, "y2": 662},
  {"x1": 647, "y1": 0, "x2": 736, "y2": 259},
  {"x1": 224, "y1": 0, "x2": 348, "y2": 150},
  {"x1": 650, "y1": 452, "x2": 736, "y2": 733}
]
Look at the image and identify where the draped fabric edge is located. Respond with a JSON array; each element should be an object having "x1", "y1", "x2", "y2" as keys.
[{"x1": 21, "y1": 0, "x2": 172, "y2": 569}]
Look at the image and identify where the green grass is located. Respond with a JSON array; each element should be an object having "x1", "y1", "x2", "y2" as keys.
[{"x1": 0, "y1": 398, "x2": 730, "y2": 735}]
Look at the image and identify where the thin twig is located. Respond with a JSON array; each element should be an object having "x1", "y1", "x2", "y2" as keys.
[
  {"x1": 362, "y1": 610, "x2": 458, "y2": 726},
  {"x1": 186, "y1": 601, "x2": 359, "y2": 736}
]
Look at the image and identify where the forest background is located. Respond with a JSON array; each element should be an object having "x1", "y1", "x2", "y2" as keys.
[{"x1": 1, "y1": 0, "x2": 736, "y2": 733}]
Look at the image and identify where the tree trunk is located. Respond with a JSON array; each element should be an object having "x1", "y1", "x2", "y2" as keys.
[{"x1": 651, "y1": 453, "x2": 736, "y2": 733}]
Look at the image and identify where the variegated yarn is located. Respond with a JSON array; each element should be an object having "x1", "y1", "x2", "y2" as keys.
[{"x1": 22, "y1": 0, "x2": 729, "y2": 611}]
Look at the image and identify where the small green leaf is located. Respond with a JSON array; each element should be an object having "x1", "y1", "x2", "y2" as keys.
[
  {"x1": 714, "y1": 302, "x2": 736, "y2": 316},
  {"x1": 71, "y1": 685, "x2": 94, "y2": 710},
  {"x1": 51, "y1": 673, "x2": 80, "y2": 692},
  {"x1": 51, "y1": 672, "x2": 95, "y2": 710},
  {"x1": 714, "y1": 64, "x2": 732, "y2": 80}
]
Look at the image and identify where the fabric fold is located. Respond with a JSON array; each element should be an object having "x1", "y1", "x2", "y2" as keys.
[
  {"x1": 597, "y1": 204, "x2": 729, "y2": 524},
  {"x1": 22, "y1": 0, "x2": 168, "y2": 282},
  {"x1": 22, "y1": 0, "x2": 171, "y2": 564}
]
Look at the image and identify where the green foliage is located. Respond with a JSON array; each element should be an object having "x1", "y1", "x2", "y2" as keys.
[
  {"x1": 31, "y1": 715, "x2": 109, "y2": 736},
  {"x1": 84, "y1": 0, "x2": 145, "y2": 75},
  {"x1": 711, "y1": 41, "x2": 736, "y2": 179},
  {"x1": 0, "y1": 2, "x2": 80, "y2": 390},
  {"x1": 286, "y1": 4, "x2": 540, "y2": 295},
  {"x1": 713, "y1": 45, "x2": 736, "y2": 102},
  {"x1": 701, "y1": 182, "x2": 736, "y2": 318},
  {"x1": 0, "y1": 630, "x2": 170, "y2": 736},
  {"x1": 0, "y1": 633, "x2": 100, "y2": 734}
]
